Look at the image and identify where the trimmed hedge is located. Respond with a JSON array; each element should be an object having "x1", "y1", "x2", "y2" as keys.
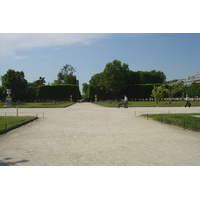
[
  {"x1": 0, "y1": 87, "x2": 4, "y2": 100},
  {"x1": 85, "y1": 84, "x2": 161, "y2": 100},
  {"x1": 85, "y1": 85, "x2": 114, "y2": 100},
  {"x1": 37, "y1": 84, "x2": 81, "y2": 101},
  {"x1": 125, "y1": 84, "x2": 160, "y2": 100}
]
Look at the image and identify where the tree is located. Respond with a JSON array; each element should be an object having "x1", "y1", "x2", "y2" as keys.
[
  {"x1": 127, "y1": 70, "x2": 141, "y2": 85},
  {"x1": 89, "y1": 73, "x2": 102, "y2": 85},
  {"x1": 100, "y1": 60, "x2": 129, "y2": 99},
  {"x1": 151, "y1": 85, "x2": 167, "y2": 104},
  {"x1": 0, "y1": 86, "x2": 4, "y2": 100},
  {"x1": 29, "y1": 77, "x2": 46, "y2": 87},
  {"x1": 65, "y1": 73, "x2": 79, "y2": 85},
  {"x1": 82, "y1": 83, "x2": 88, "y2": 95},
  {"x1": 186, "y1": 83, "x2": 200, "y2": 97},
  {"x1": 53, "y1": 64, "x2": 78, "y2": 85},
  {"x1": 139, "y1": 70, "x2": 166, "y2": 84},
  {"x1": 1, "y1": 69, "x2": 28, "y2": 101},
  {"x1": 165, "y1": 84, "x2": 184, "y2": 104}
]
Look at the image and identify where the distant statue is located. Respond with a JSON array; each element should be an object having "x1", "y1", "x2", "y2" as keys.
[{"x1": 5, "y1": 89, "x2": 13, "y2": 106}]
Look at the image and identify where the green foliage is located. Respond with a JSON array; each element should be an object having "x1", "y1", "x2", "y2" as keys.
[
  {"x1": 0, "y1": 86, "x2": 5, "y2": 100},
  {"x1": 1, "y1": 69, "x2": 28, "y2": 101},
  {"x1": 186, "y1": 83, "x2": 200, "y2": 97},
  {"x1": 37, "y1": 84, "x2": 81, "y2": 101},
  {"x1": 82, "y1": 83, "x2": 88, "y2": 95},
  {"x1": 151, "y1": 84, "x2": 184, "y2": 104},
  {"x1": 142, "y1": 113, "x2": 200, "y2": 132},
  {"x1": 85, "y1": 84, "x2": 157, "y2": 100},
  {"x1": 151, "y1": 85, "x2": 167, "y2": 104},
  {"x1": 100, "y1": 60, "x2": 129, "y2": 98},
  {"x1": 89, "y1": 73, "x2": 103, "y2": 86},
  {"x1": 126, "y1": 84, "x2": 157, "y2": 100},
  {"x1": 0, "y1": 116, "x2": 37, "y2": 132},
  {"x1": 85, "y1": 59, "x2": 166, "y2": 100},
  {"x1": 0, "y1": 102, "x2": 75, "y2": 108},
  {"x1": 29, "y1": 77, "x2": 46, "y2": 87},
  {"x1": 52, "y1": 64, "x2": 78, "y2": 85},
  {"x1": 138, "y1": 70, "x2": 166, "y2": 84},
  {"x1": 164, "y1": 84, "x2": 184, "y2": 103},
  {"x1": 85, "y1": 85, "x2": 114, "y2": 100},
  {"x1": 94, "y1": 101, "x2": 200, "y2": 107},
  {"x1": 127, "y1": 70, "x2": 166, "y2": 85}
]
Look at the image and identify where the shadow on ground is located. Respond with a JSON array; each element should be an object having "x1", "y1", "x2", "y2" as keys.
[{"x1": 0, "y1": 157, "x2": 29, "y2": 166}]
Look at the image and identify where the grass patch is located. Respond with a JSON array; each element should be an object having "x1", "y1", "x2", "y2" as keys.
[
  {"x1": 0, "y1": 102, "x2": 75, "y2": 108},
  {"x1": 0, "y1": 116, "x2": 37, "y2": 133},
  {"x1": 142, "y1": 113, "x2": 200, "y2": 132},
  {"x1": 94, "y1": 101, "x2": 200, "y2": 107}
]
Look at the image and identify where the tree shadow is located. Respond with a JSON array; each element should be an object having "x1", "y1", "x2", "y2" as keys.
[{"x1": 0, "y1": 157, "x2": 29, "y2": 166}]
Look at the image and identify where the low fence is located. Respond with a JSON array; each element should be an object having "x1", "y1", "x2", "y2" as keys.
[
  {"x1": 0, "y1": 117, "x2": 38, "y2": 135},
  {"x1": 0, "y1": 108, "x2": 44, "y2": 134},
  {"x1": 0, "y1": 108, "x2": 44, "y2": 118},
  {"x1": 133, "y1": 108, "x2": 200, "y2": 131}
]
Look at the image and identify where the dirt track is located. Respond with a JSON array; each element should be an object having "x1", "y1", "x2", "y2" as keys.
[{"x1": 0, "y1": 103, "x2": 200, "y2": 166}]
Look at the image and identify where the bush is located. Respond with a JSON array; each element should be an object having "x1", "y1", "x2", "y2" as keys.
[{"x1": 37, "y1": 84, "x2": 81, "y2": 101}]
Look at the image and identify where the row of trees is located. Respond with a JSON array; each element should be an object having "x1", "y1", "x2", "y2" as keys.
[
  {"x1": 0, "y1": 64, "x2": 81, "y2": 101},
  {"x1": 83, "y1": 59, "x2": 166, "y2": 100},
  {"x1": 152, "y1": 83, "x2": 200, "y2": 104},
  {"x1": 83, "y1": 59, "x2": 200, "y2": 101}
]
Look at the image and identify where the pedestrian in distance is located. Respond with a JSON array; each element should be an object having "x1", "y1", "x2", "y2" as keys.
[
  {"x1": 124, "y1": 95, "x2": 128, "y2": 108},
  {"x1": 185, "y1": 95, "x2": 191, "y2": 108}
]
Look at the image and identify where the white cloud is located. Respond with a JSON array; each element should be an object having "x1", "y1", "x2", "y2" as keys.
[
  {"x1": 0, "y1": 33, "x2": 110, "y2": 57},
  {"x1": 13, "y1": 56, "x2": 31, "y2": 60}
]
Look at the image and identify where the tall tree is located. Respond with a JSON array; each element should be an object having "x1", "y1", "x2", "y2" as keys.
[
  {"x1": 53, "y1": 64, "x2": 78, "y2": 85},
  {"x1": 139, "y1": 70, "x2": 166, "y2": 84},
  {"x1": 186, "y1": 83, "x2": 200, "y2": 97},
  {"x1": 1, "y1": 69, "x2": 28, "y2": 101},
  {"x1": 165, "y1": 84, "x2": 184, "y2": 104},
  {"x1": 89, "y1": 73, "x2": 102, "y2": 85},
  {"x1": 82, "y1": 83, "x2": 88, "y2": 95},
  {"x1": 100, "y1": 60, "x2": 129, "y2": 98},
  {"x1": 29, "y1": 77, "x2": 46, "y2": 87},
  {"x1": 151, "y1": 85, "x2": 167, "y2": 104}
]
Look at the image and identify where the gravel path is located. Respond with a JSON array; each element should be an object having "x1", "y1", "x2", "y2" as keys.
[{"x1": 0, "y1": 103, "x2": 200, "y2": 166}]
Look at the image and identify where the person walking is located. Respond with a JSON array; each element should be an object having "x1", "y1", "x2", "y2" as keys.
[
  {"x1": 185, "y1": 95, "x2": 191, "y2": 107},
  {"x1": 124, "y1": 95, "x2": 128, "y2": 108}
]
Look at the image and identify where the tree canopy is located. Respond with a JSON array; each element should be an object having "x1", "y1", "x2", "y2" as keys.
[
  {"x1": 85, "y1": 59, "x2": 167, "y2": 99},
  {"x1": 52, "y1": 64, "x2": 79, "y2": 85},
  {"x1": 99, "y1": 60, "x2": 130, "y2": 98},
  {"x1": 1, "y1": 69, "x2": 28, "y2": 101},
  {"x1": 29, "y1": 77, "x2": 46, "y2": 87}
]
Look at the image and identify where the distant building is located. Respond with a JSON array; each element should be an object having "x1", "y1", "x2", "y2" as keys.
[
  {"x1": 167, "y1": 72, "x2": 200, "y2": 85},
  {"x1": 184, "y1": 72, "x2": 200, "y2": 85}
]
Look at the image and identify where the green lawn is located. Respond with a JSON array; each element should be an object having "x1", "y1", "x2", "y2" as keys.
[
  {"x1": 0, "y1": 102, "x2": 75, "y2": 108},
  {"x1": 141, "y1": 113, "x2": 200, "y2": 132},
  {"x1": 94, "y1": 101, "x2": 200, "y2": 107},
  {"x1": 0, "y1": 116, "x2": 37, "y2": 133}
]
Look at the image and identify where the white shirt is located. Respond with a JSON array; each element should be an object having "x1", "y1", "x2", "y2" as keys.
[{"x1": 124, "y1": 96, "x2": 128, "y2": 102}]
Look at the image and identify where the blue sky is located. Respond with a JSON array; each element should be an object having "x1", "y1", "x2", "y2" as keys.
[
  {"x1": 1, "y1": 33, "x2": 200, "y2": 92},
  {"x1": 1, "y1": 1, "x2": 200, "y2": 93}
]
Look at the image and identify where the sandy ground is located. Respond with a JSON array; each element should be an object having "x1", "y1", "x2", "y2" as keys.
[{"x1": 0, "y1": 103, "x2": 200, "y2": 166}]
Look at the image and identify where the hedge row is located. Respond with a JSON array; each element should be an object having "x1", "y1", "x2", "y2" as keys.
[
  {"x1": 0, "y1": 85, "x2": 81, "y2": 101},
  {"x1": 85, "y1": 84, "x2": 161, "y2": 100},
  {"x1": 37, "y1": 84, "x2": 81, "y2": 100}
]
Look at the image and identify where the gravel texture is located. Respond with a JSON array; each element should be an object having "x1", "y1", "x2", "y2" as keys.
[{"x1": 0, "y1": 103, "x2": 200, "y2": 166}]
